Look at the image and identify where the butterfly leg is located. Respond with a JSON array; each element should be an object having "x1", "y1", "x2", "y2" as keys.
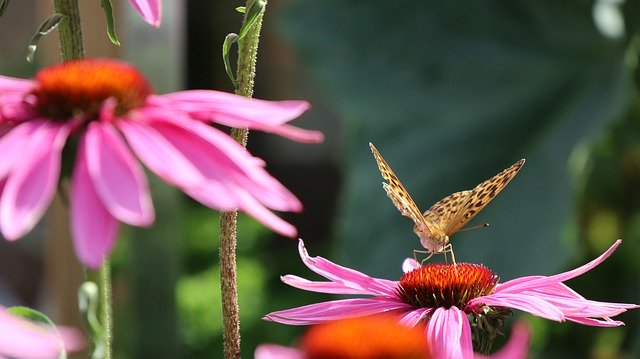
[
  {"x1": 443, "y1": 244, "x2": 457, "y2": 266},
  {"x1": 413, "y1": 249, "x2": 434, "y2": 265}
]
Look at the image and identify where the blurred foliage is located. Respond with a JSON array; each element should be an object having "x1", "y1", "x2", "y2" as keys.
[{"x1": 272, "y1": 0, "x2": 640, "y2": 357}]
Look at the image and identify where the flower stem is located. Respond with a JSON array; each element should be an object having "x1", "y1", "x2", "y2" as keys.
[
  {"x1": 219, "y1": 1, "x2": 266, "y2": 358},
  {"x1": 99, "y1": 259, "x2": 113, "y2": 359},
  {"x1": 52, "y1": 0, "x2": 85, "y2": 61}
]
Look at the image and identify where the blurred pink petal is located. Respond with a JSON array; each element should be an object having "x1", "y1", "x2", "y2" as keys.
[
  {"x1": 255, "y1": 344, "x2": 304, "y2": 359},
  {"x1": 0, "y1": 306, "x2": 85, "y2": 359},
  {"x1": 85, "y1": 122, "x2": 154, "y2": 226},
  {"x1": 128, "y1": 0, "x2": 161, "y2": 27},
  {"x1": 0, "y1": 121, "x2": 69, "y2": 240},
  {"x1": 71, "y1": 139, "x2": 119, "y2": 269}
]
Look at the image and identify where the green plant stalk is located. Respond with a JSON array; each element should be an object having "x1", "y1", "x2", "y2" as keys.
[
  {"x1": 52, "y1": 0, "x2": 85, "y2": 60},
  {"x1": 99, "y1": 260, "x2": 112, "y2": 359},
  {"x1": 219, "y1": 1, "x2": 265, "y2": 358}
]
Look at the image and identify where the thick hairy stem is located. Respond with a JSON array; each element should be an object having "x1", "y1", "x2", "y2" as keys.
[
  {"x1": 52, "y1": 0, "x2": 85, "y2": 60},
  {"x1": 219, "y1": 1, "x2": 266, "y2": 358}
]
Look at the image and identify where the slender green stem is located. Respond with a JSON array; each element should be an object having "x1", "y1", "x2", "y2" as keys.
[
  {"x1": 52, "y1": 0, "x2": 85, "y2": 60},
  {"x1": 219, "y1": 1, "x2": 266, "y2": 358},
  {"x1": 99, "y1": 260, "x2": 113, "y2": 359}
]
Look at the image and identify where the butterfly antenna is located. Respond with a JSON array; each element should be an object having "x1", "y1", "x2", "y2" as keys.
[{"x1": 458, "y1": 223, "x2": 490, "y2": 232}]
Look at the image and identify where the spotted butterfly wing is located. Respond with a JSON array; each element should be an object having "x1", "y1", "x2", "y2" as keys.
[
  {"x1": 369, "y1": 143, "x2": 433, "y2": 238},
  {"x1": 422, "y1": 159, "x2": 525, "y2": 236}
]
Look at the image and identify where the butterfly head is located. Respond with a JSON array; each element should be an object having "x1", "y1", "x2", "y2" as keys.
[{"x1": 416, "y1": 227, "x2": 449, "y2": 254}]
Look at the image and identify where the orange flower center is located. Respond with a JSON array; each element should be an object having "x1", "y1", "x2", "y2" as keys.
[
  {"x1": 302, "y1": 316, "x2": 430, "y2": 359},
  {"x1": 397, "y1": 263, "x2": 498, "y2": 309},
  {"x1": 32, "y1": 59, "x2": 152, "y2": 119}
]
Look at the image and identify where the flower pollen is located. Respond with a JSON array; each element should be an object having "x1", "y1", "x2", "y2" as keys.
[
  {"x1": 302, "y1": 316, "x2": 430, "y2": 359},
  {"x1": 32, "y1": 59, "x2": 152, "y2": 119},
  {"x1": 398, "y1": 263, "x2": 498, "y2": 310}
]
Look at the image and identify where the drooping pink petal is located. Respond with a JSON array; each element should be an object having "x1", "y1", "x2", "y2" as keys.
[
  {"x1": 149, "y1": 91, "x2": 324, "y2": 143},
  {"x1": 396, "y1": 307, "x2": 431, "y2": 327},
  {"x1": 254, "y1": 344, "x2": 304, "y2": 359},
  {"x1": 469, "y1": 292, "x2": 565, "y2": 322},
  {"x1": 84, "y1": 122, "x2": 154, "y2": 226},
  {"x1": 71, "y1": 139, "x2": 120, "y2": 269},
  {"x1": 128, "y1": 0, "x2": 161, "y2": 27},
  {"x1": 263, "y1": 298, "x2": 411, "y2": 325},
  {"x1": 0, "y1": 121, "x2": 70, "y2": 240},
  {"x1": 0, "y1": 307, "x2": 84, "y2": 359},
  {"x1": 0, "y1": 121, "x2": 44, "y2": 179},
  {"x1": 427, "y1": 307, "x2": 474, "y2": 359},
  {"x1": 0, "y1": 75, "x2": 34, "y2": 94},
  {"x1": 119, "y1": 113, "x2": 302, "y2": 236},
  {"x1": 294, "y1": 239, "x2": 399, "y2": 296}
]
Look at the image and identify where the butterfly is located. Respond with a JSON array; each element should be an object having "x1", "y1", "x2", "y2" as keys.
[{"x1": 369, "y1": 142, "x2": 525, "y2": 263}]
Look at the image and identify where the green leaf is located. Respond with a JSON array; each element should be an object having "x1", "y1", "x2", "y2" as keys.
[
  {"x1": 222, "y1": 33, "x2": 239, "y2": 88},
  {"x1": 99, "y1": 0, "x2": 120, "y2": 46},
  {"x1": 236, "y1": 6, "x2": 246, "y2": 14},
  {"x1": 238, "y1": 0, "x2": 265, "y2": 40},
  {"x1": 26, "y1": 13, "x2": 66, "y2": 63},
  {"x1": 7, "y1": 306, "x2": 67, "y2": 359},
  {"x1": 280, "y1": 1, "x2": 630, "y2": 278},
  {"x1": 0, "y1": 0, "x2": 9, "y2": 18}
]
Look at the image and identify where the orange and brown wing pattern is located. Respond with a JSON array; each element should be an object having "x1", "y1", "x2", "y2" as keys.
[
  {"x1": 422, "y1": 190, "x2": 473, "y2": 237},
  {"x1": 369, "y1": 143, "x2": 432, "y2": 237},
  {"x1": 442, "y1": 159, "x2": 525, "y2": 235}
]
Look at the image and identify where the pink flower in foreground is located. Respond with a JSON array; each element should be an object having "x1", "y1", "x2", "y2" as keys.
[
  {"x1": 0, "y1": 59, "x2": 322, "y2": 268},
  {"x1": 0, "y1": 306, "x2": 84, "y2": 359},
  {"x1": 264, "y1": 239, "x2": 637, "y2": 358},
  {"x1": 129, "y1": 0, "x2": 162, "y2": 27},
  {"x1": 255, "y1": 316, "x2": 531, "y2": 359}
]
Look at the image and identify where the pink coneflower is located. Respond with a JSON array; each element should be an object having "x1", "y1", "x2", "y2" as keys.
[
  {"x1": 129, "y1": 0, "x2": 161, "y2": 27},
  {"x1": 0, "y1": 306, "x2": 84, "y2": 359},
  {"x1": 256, "y1": 316, "x2": 531, "y2": 359},
  {"x1": 0, "y1": 59, "x2": 322, "y2": 268},
  {"x1": 264, "y1": 239, "x2": 638, "y2": 358}
]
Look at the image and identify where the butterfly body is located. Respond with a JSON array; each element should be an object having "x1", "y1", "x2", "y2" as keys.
[{"x1": 370, "y1": 142, "x2": 524, "y2": 257}]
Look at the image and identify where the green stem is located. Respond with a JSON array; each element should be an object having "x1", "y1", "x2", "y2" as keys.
[
  {"x1": 219, "y1": 1, "x2": 266, "y2": 358},
  {"x1": 52, "y1": 0, "x2": 85, "y2": 60},
  {"x1": 99, "y1": 260, "x2": 113, "y2": 359}
]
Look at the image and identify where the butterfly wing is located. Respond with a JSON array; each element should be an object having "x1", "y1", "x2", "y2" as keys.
[
  {"x1": 369, "y1": 143, "x2": 433, "y2": 238},
  {"x1": 423, "y1": 159, "x2": 525, "y2": 236}
]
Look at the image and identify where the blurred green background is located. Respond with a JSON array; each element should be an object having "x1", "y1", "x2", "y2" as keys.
[{"x1": 1, "y1": 0, "x2": 640, "y2": 358}]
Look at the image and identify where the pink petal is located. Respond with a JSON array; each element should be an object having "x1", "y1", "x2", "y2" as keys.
[
  {"x1": 0, "y1": 307, "x2": 84, "y2": 359},
  {"x1": 469, "y1": 293, "x2": 565, "y2": 322},
  {"x1": 263, "y1": 298, "x2": 410, "y2": 325},
  {"x1": 497, "y1": 240, "x2": 621, "y2": 294},
  {"x1": 427, "y1": 307, "x2": 474, "y2": 359},
  {"x1": 294, "y1": 239, "x2": 399, "y2": 296},
  {"x1": 402, "y1": 258, "x2": 420, "y2": 273},
  {"x1": 71, "y1": 139, "x2": 120, "y2": 269},
  {"x1": 0, "y1": 121, "x2": 70, "y2": 240},
  {"x1": 254, "y1": 344, "x2": 304, "y2": 359},
  {"x1": 280, "y1": 274, "x2": 381, "y2": 295},
  {"x1": 150, "y1": 91, "x2": 324, "y2": 143},
  {"x1": 0, "y1": 75, "x2": 34, "y2": 94},
  {"x1": 128, "y1": 0, "x2": 161, "y2": 27},
  {"x1": 0, "y1": 121, "x2": 44, "y2": 179},
  {"x1": 120, "y1": 113, "x2": 301, "y2": 236},
  {"x1": 85, "y1": 122, "x2": 154, "y2": 226},
  {"x1": 396, "y1": 307, "x2": 432, "y2": 327}
]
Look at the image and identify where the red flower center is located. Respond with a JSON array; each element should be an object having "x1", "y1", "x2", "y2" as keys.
[
  {"x1": 302, "y1": 316, "x2": 430, "y2": 359},
  {"x1": 397, "y1": 263, "x2": 498, "y2": 309},
  {"x1": 32, "y1": 59, "x2": 152, "y2": 119}
]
